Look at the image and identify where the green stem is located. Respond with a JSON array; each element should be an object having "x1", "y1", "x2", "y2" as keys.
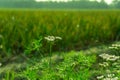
[
  {"x1": 6, "y1": 71, "x2": 9, "y2": 80},
  {"x1": 49, "y1": 43, "x2": 52, "y2": 70}
]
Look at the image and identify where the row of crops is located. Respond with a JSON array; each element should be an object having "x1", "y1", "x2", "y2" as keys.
[{"x1": 0, "y1": 10, "x2": 120, "y2": 56}]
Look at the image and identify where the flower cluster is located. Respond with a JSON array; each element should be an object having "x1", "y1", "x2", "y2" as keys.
[
  {"x1": 97, "y1": 44, "x2": 120, "y2": 80},
  {"x1": 97, "y1": 74, "x2": 118, "y2": 80},
  {"x1": 99, "y1": 53, "x2": 119, "y2": 61},
  {"x1": 109, "y1": 44, "x2": 120, "y2": 50},
  {"x1": 44, "y1": 36, "x2": 62, "y2": 42},
  {"x1": 99, "y1": 62, "x2": 109, "y2": 67}
]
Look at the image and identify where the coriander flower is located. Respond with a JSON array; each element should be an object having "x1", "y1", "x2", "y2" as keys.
[
  {"x1": 44, "y1": 36, "x2": 62, "y2": 42},
  {"x1": 107, "y1": 74, "x2": 115, "y2": 78},
  {"x1": 99, "y1": 62, "x2": 109, "y2": 67},
  {"x1": 99, "y1": 53, "x2": 120, "y2": 61},
  {"x1": 103, "y1": 77, "x2": 118, "y2": 80},
  {"x1": 44, "y1": 36, "x2": 55, "y2": 42},
  {"x1": 97, "y1": 75, "x2": 104, "y2": 79},
  {"x1": 55, "y1": 36, "x2": 62, "y2": 40},
  {"x1": 109, "y1": 44, "x2": 120, "y2": 49},
  {"x1": 112, "y1": 44, "x2": 120, "y2": 47}
]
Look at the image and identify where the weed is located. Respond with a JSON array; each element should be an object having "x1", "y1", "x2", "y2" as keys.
[
  {"x1": 44, "y1": 36, "x2": 62, "y2": 69},
  {"x1": 24, "y1": 36, "x2": 43, "y2": 57}
]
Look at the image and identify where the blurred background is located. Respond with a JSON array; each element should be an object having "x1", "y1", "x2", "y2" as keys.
[{"x1": 0, "y1": 0, "x2": 120, "y2": 9}]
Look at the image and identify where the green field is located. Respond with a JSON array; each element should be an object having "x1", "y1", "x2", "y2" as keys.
[
  {"x1": 0, "y1": 10, "x2": 120, "y2": 55},
  {"x1": 0, "y1": 10, "x2": 120, "y2": 80}
]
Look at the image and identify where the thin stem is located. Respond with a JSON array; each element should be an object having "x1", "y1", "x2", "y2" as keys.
[{"x1": 49, "y1": 43, "x2": 52, "y2": 70}]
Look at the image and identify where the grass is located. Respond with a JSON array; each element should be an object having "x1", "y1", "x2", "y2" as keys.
[
  {"x1": 0, "y1": 10, "x2": 120, "y2": 56},
  {"x1": 0, "y1": 42, "x2": 120, "y2": 80},
  {"x1": 0, "y1": 51, "x2": 96, "y2": 80},
  {"x1": 0, "y1": 10, "x2": 120, "y2": 80}
]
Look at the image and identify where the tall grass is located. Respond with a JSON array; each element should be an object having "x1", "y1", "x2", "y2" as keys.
[{"x1": 0, "y1": 10, "x2": 120, "y2": 55}]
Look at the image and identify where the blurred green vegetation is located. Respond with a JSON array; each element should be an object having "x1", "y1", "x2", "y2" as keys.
[
  {"x1": 0, "y1": 0, "x2": 120, "y2": 9},
  {"x1": 0, "y1": 10, "x2": 120, "y2": 56}
]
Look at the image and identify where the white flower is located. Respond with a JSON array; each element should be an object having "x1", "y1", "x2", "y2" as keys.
[
  {"x1": 44, "y1": 36, "x2": 55, "y2": 42},
  {"x1": 99, "y1": 62, "x2": 109, "y2": 67},
  {"x1": 109, "y1": 44, "x2": 120, "y2": 49},
  {"x1": 44, "y1": 36, "x2": 62, "y2": 41},
  {"x1": 97, "y1": 75, "x2": 104, "y2": 79},
  {"x1": 107, "y1": 74, "x2": 115, "y2": 78},
  {"x1": 103, "y1": 77, "x2": 118, "y2": 80},
  {"x1": 55, "y1": 36, "x2": 62, "y2": 40},
  {"x1": 112, "y1": 44, "x2": 120, "y2": 47},
  {"x1": 108, "y1": 46, "x2": 114, "y2": 49},
  {"x1": 103, "y1": 77, "x2": 111, "y2": 80},
  {"x1": 99, "y1": 53, "x2": 119, "y2": 61},
  {"x1": 99, "y1": 53, "x2": 109, "y2": 59}
]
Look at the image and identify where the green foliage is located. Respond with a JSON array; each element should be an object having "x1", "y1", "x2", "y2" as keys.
[
  {"x1": 14, "y1": 51, "x2": 96, "y2": 80},
  {"x1": 1, "y1": 43, "x2": 120, "y2": 80},
  {"x1": 0, "y1": 10, "x2": 120, "y2": 55},
  {"x1": 4, "y1": 71, "x2": 15, "y2": 80},
  {"x1": 91, "y1": 43, "x2": 120, "y2": 80},
  {"x1": 24, "y1": 36, "x2": 43, "y2": 56}
]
